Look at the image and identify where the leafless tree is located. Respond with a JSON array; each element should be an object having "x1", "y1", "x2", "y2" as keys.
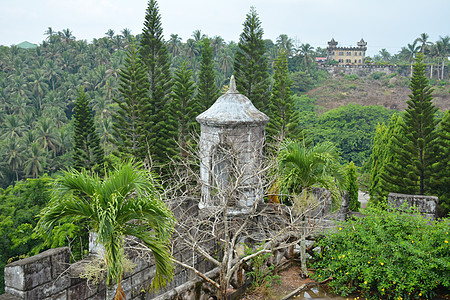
[{"x1": 132, "y1": 137, "x2": 346, "y2": 300}]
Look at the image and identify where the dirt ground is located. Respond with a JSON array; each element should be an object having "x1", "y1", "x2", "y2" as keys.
[{"x1": 240, "y1": 263, "x2": 346, "y2": 300}]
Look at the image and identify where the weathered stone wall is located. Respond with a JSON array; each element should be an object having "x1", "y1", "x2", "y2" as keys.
[
  {"x1": 320, "y1": 65, "x2": 446, "y2": 79},
  {"x1": 321, "y1": 65, "x2": 409, "y2": 77},
  {"x1": 388, "y1": 192, "x2": 438, "y2": 220},
  {"x1": 2, "y1": 245, "x2": 204, "y2": 300}
]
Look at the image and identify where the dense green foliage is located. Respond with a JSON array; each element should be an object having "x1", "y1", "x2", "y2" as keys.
[
  {"x1": 346, "y1": 161, "x2": 360, "y2": 211},
  {"x1": 233, "y1": 7, "x2": 270, "y2": 113},
  {"x1": 0, "y1": 177, "x2": 54, "y2": 292},
  {"x1": 312, "y1": 207, "x2": 450, "y2": 299},
  {"x1": 383, "y1": 54, "x2": 438, "y2": 195},
  {"x1": 267, "y1": 50, "x2": 299, "y2": 142},
  {"x1": 73, "y1": 87, "x2": 104, "y2": 175},
  {"x1": 309, "y1": 103, "x2": 395, "y2": 166}
]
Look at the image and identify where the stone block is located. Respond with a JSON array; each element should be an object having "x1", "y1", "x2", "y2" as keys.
[
  {"x1": 388, "y1": 193, "x2": 438, "y2": 219},
  {"x1": 43, "y1": 289, "x2": 67, "y2": 300},
  {"x1": 4, "y1": 248, "x2": 69, "y2": 291},
  {"x1": 68, "y1": 280, "x2": 104, "y2": 300}
]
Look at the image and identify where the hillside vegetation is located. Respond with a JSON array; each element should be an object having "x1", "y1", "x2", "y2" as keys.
[{"x1": 307, "y1": 72, "x2": 450, "y2": 112}]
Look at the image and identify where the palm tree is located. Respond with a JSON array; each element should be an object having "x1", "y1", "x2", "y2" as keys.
[
  {"x1": 1, "y1": 114, "x2": 24, "y2": 139},
  {"x1": 416, "y1": 33, "x2": 432, "y2": 54},
  {"x1": 60, "y1": 28, "x2": 75, "y2": 43},
  {"x1": 184, "y1": 38, "x2": 199, "y2": 60},
  {"x1": 121, "y1": 28, "x2": 132, "y2": 44},
  {"x1": 34, "y1": 117, "x2": 60, "y2": 155},
  {"x1": 210, "y1": 35, "x2": 225, "y2": 56},
  {"x1": 276, "y1": 34, "x2": 294, "y2": 56},
  {"x1": 379, "y1": 48, "x2": 391, "y2": 63},
  {"x1": 3, "y1": 137, "x2": 25, "y2": 182},
  {"x1": 37, "y1": 162, "x2": 175, "y2": 298},
  {"x1": 167, "y1": 34, "x2": 182, "y2": 57},
  {"x1": 105, "y1": 29, "x2": 115, "y2": 40},
  {"x1": 436, "y1": 35, "x2": 450, "y2": 80},
  {"x1": 44, "y1": 27, "x2": 55, "y2": 41},
  {"x1": 406, "y1": 40, "x2": 420, "y2": 76},
  {"x1": 192, "y1": 29, "x2": 205, "y2": 42},
  {"x1": 297, "y1": 43, "x2": 314, "y2": 73},
  {"x1": 278, "y1": 139, "x2": 345, "y2": 276},
  {"x1": 23, "y1": 142, "x2": 47, "y2": 178}
]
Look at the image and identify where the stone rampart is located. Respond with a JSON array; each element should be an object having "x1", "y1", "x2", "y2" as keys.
[
  {"x1": 388, "y1": 192, "x2": 439, "y2": 220},
  {"x1": 320, "y1": 65, "x2": 409, "y2": 77}
]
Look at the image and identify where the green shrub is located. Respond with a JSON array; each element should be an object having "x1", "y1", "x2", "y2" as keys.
[
  {"x1": 245, "y1": 244, "x2": 281, "y2": 289},
  {"x1": 345, "y1": 74, "x2": 359, "y2": 81},
  {"x1": 371, "y1": 72, "x2": 385, "y2": 80},
  {"x1": 312, "y1": 206, "x2": 450, "y2": 299}
]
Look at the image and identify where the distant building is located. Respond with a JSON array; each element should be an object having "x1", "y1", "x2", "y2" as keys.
[
  {"x1": 327, "y1": 38, "x2": 367, "y2": 65},
  {"x1": 16, "y1": 41, "x2": 38, "y2": 49},
  {"x1": 315, "y1": 57, "x2": 327, "y2": 63}
]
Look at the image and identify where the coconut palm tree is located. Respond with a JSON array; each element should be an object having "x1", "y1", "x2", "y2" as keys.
[
  {"x1": 297, "y1": 43, "x2": 314, "y2": 73},
  {"x1": 416, "y1": 33, "x2": 432, "y2": 54},
  {"x1": 406, "y1": 40, "x2": 420, "y2": 76},
  {"x1": 167, "y1": 34, "x2": 182, "y2": 57},
  {"x1": 436, "y1": 35, "x2": 450, "y2": 80},
  {"x1": 23, "y1": 142, "x2": 47, "y2": 178},
  {"x1": 276, "y1": 34, "x2": 294, "y2": 56},
  {"x1": 37, "y1": 162, "x2": 175, "y2": 299}
]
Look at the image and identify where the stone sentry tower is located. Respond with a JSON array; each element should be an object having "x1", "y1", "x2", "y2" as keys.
[{"x1": 196, "y1": 76, "x2": 269, "y2": 213}]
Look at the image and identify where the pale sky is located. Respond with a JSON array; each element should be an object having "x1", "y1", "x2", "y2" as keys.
[{"x1": 1, "y1": 0, "x2": 449, "y2": 57}]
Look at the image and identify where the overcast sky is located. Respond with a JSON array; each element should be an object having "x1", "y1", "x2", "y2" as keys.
[{"x1": 1, "y1": 0, "x2": 449, "y2": 57}]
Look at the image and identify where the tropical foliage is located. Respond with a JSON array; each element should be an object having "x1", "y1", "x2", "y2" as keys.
[
  {"x1": 312, "y1": 206, "x2": 450, "y2": 300},
  {"x1": 37, "y1": 162, "x2": 175, "y2": 296}
]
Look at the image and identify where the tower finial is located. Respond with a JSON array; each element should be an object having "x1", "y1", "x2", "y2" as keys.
[{"x1": 228, "y1": 75, "x2": 237, "y2": 93}]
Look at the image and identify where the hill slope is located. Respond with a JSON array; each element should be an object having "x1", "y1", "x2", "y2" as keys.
[{"x1": 307, "y1": 74, "x2": 450, "y2": 112}]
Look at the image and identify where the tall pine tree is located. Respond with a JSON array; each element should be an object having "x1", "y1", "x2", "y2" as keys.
[
  {"x1": 267, "y1": 50, "x2": 299, "y2": 142},
  {"x1": 196, "y1": 38, "x2": 220, "y2": 112},
  {"x1": 112, "y1": 40, "x2": 149, "y2": 161},
  {"x1": 233, "y1": 7, "x2": 270, "y2": 113},
  {"x1": 383, "y1": 53, "x2": 438, "y2": 195},
  {"x1": 169, "y1": 61, "x2": 198, "y2": 156},
  {"x1": 430, "y1": 110, "x2": 450, "y2": 212},
  {"x1": 73, "y1": 87, "x2": 104, "y2": 175},
  {"x1": 139, "y1": 0, "x2": 176, "y2": 167}
]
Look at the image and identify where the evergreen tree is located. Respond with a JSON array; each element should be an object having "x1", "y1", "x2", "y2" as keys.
[
  {"x1": 139, "y1": 0, "x2": 176, "y2": 167},
  {"x1": 169, "y1": 61, "x2": 197, "y2": 155},
  {"x1": 233, "y1": 7, "x2": 270, "y2": 113},
  {"x1": 346, "y1": 161, "x2": 360, "y2": 212},
  {"x1": 73, "y1": 87, "x2": 104, "y2": 175},
  {"x1": 267, "y1": 50, "x2": 299, "y2": 142},
  {"x1": 383, "y1": 54, "x2": 437, "y2": 195},
  {"x1": 369, "y1": 114, "x2": 404, "y2": 204},
  {"x1": 196, "y1": 38, "x2": 220, "y2": 112},
  {"x1": 430, "y1": 110, "x2": 450, "y2": 212},
  {"x1": 112, "y1": 40, "x2": 149, "y2": 161}
]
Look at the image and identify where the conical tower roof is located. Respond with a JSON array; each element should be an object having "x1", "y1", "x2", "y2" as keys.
[{"x1": 196, "y1": 76, "x2": 269, "y2": 126}]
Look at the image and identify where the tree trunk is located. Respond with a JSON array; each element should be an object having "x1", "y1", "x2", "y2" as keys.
[{"x1": 442, "y1": 58, "x2": 445, "y2": 80}]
